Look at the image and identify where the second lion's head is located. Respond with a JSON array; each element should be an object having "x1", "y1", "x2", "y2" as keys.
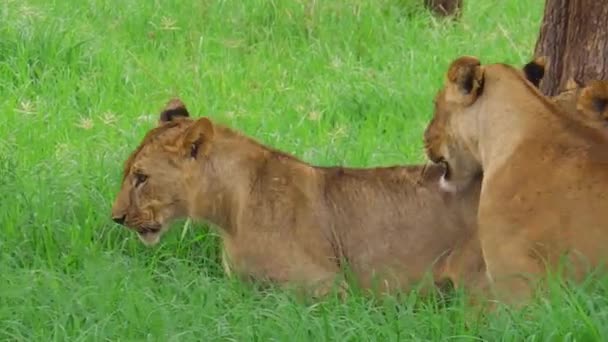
[{"x1": 111, "y1": 99, "x2": 215, "y2": 246}]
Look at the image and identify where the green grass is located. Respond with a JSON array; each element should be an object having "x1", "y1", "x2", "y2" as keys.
[{"x1": 2, "y1": 0, "x2": 607, "y2": 340}]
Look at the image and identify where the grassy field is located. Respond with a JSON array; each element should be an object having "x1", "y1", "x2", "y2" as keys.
[{"x1": 2, "y1": 0, "x2": 608, "y2": 340}]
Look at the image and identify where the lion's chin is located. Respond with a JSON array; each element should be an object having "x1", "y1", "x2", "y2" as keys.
[
  {"x1": 137, "y1": 231, "x2": 161, "y2": 246},
  {"x1": 438, "y1": 160, "x2": 460, "y2": 193},
  {"x1": 439, "y1": 174, "x2": 460, "y2": 193},
  {"x1": 438, "y1": 165, "x2": 480, "y2": 194}
]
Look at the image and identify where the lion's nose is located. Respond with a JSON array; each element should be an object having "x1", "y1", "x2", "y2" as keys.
[{"x1": 112, "y1": 214, "x2": 126, "y2": 225}]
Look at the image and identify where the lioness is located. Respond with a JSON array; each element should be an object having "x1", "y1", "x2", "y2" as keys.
[
  {"x1": 556, "y1": 80, "x2": 608, "y2": 129},
  {"x1": 423, "y1": 56, "x2": 608, "y2": 305},
  {"x1": 111, "y1": 99, "x2": 485, "y2": 298},
  {"x1": 521, "y1": 58, "x2": 608, "y2": 127}
]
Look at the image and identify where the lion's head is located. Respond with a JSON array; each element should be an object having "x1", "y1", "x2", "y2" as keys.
[
  {"x1": 423, "y1": 56, "x2": 486, "y2": 192},
  {"x1": 542, "y1": 79, "x2": 608, "y2": 127},
  {"x1": 577, "y1": 80, "x2": 608, "y2": 124},
  {"x1": 423, "y1": 56, "x2": 551, "y2": 192},
  {"x1": 111, "y1": 99, "x2": 215, "y2": 246},
  {"x1": 516, "y1": 57, "x2": 608, "y2": 126}
]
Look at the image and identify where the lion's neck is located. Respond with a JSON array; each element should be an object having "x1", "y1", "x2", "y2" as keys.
[
  {"x1": 476, "y1": 73, "x2": 559, "y2": 179},
  {"x1": 189, "y1": 127, "x2": 311, "y2": 234},
  {"x1": 188, "y1": 134, "x2": 260, "y2": 233}
]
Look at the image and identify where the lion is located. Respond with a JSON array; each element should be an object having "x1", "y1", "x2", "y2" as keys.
[
  {"x1": 548, "y1": 79, "x2": 608, "y2": 128},
  {"x1": 521, "y1": 58, "x2": 608, "y2": 127},
  {"x1": 423, "y1": 55, "x2": 608, "y2": 305},
  {"x1": 576, "y1": 81, "x2": 608, "y2": 123},
  {"x1": 111, "y1": 98, "x2": 486, "y2": 299}
]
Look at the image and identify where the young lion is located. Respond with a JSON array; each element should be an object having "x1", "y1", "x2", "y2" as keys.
[
  {"x1": 111, "y1": 99, "x2": 485, "y2": 298},
  {"x1": 424, "y1": 56, "x2": 608, "y2": 305},
  {"x1": 521, "y1": 57, "x2": 608, "y2": 127}
]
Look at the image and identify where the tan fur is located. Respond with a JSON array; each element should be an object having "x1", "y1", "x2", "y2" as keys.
[
  {"x1": 111, "y1": 99, "x2": 485, "y2": 299},
  {"x1": 424, "y1": 56, "x2": 608, "y2": 306}
]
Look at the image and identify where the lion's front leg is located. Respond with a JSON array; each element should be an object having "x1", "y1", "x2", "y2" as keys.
[{"x1": 480, "y1": 223, "x2": 544, "y2": 306}]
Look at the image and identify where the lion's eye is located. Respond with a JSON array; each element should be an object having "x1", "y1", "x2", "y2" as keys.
[{"x1": 134, "y1": 172, "x2": 148, "y2": 187}]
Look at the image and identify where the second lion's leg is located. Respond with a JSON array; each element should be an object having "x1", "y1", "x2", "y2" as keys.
[{"x1": 481, "y1": 229, "x2": 544, "y2": 306}]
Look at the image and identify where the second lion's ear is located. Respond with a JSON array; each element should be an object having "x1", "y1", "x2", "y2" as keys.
[
  {"x1": 523, "y1": 56, "x2": 547, "y2": 88},
  {"x1": 444, "y1": 56, "x2": 485, "y2": 107},
  {"x1": 159, "y1": 98, "x2": 190, "y2": 125},
  {"x1": 180, "y1": 117, "x2": 215, "y2": 159}
]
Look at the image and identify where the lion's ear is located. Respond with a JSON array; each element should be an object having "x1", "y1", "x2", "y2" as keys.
[
  {"x1": 523, "y1": 56, "x2": 547, "y2": 88},
  {"x1": 181, "y1": 117, "x2": 215, "y2": 159},
  {"x1": 159, "y1": 98, "x2": 190, "y2": 125},
  {"x1": 577, "y1": 80, "x2": 608, "y2": 120},
  {"x1": 445, "y1": 56, "x2": 484, "y2": 106}
]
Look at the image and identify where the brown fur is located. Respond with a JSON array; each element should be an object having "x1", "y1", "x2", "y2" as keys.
[
  {"x1": 111, "y1": 99, "x2": 485, "y2": 299},
  {"x1": 424, "y1": 56, "x2": 608, "y2": 306}
]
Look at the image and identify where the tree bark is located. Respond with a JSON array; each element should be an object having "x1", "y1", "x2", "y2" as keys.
[
  {"x1": 424, "y1": 0, "x2": 462, "y2": 17},
  {"x1": 534, "y1": 0, "x2": 608, "y2": 96}
]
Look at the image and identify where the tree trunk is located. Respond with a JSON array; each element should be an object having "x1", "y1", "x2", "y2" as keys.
[
  {"x1": 534, "y1": 0, "x2": 608, "y2": 96},
  {"x1": 424, "y1": 0, "x2": 462, "y2": 17}
]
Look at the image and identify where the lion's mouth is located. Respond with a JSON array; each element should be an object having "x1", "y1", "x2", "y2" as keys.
[
  {"x1": 437, "y1": 157, "x2": 451, "y2": 180},
  {"x1": 425, "y1": 149, "x2": 450, "y2": 179},
  {"x1": 137, "y1": 224, "x2": 161, "y2": 235},
  {"x1": 136, "y1": 224, "x2": 163, "y2": 246}
]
